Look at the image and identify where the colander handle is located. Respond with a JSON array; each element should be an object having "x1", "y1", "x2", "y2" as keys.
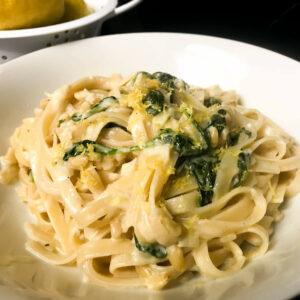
[{"x1": 114, "y1": 0, "x2": 143, "y2": 16}]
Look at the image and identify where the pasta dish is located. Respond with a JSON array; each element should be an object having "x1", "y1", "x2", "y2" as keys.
[{"x1": 0, "y1": 71, "x2": 299, "y2": 290}]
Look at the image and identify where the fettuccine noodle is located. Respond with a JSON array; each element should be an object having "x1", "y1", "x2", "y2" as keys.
[{"x1": 1, "y1": 72, "x2": 299, "y2": 290}]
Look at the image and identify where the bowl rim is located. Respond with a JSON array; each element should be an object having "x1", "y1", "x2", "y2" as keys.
[{"x1": 0, "y1": 0, "x2": 117, "y2": 39}]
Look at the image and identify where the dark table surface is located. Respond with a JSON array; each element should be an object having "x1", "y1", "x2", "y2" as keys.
[
  {"x1": 102, "y1": 1, "x2": 299, "y2": 299},
  {"x1": 102, "y1": 0, "x2": 299, "y2": 62}
]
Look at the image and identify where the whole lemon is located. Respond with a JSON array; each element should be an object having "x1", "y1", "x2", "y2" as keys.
[
  {"x1": 0, "y1": 0, "x2": 65, "y2": 30},
  {"x1": 63, "y1": 0, "x2": 90, "y2": 21}
]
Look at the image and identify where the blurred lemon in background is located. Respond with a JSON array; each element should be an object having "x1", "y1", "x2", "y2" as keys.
[
  {"x1": 63, "y1": 0, "x2": 90, "y2": 21},
  {"x1": 0, "y1": 0, "x2": 90, "y2": 30},
  {"x1": 0, "y1": 0, "x2": 65, "y2": 30}
]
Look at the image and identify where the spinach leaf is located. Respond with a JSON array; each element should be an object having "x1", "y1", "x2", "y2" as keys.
[
  {"x1": 186, "y1": 157, "x2": 217, "y2": 206},
  {"x1": 207, "y1": 111, "x2": 227, "y2": 133},
  {"x1": 133, "y1": 71, "x2": 188, "y2": 93},
  {"x1": 72, "y1": 96, "x2": 117, "y2": 122},
  {"x1": 71, "y1": 114, "x2": 82, "y2": 122},
  {"x1": 142, "y1": 90, "x2": 165, "y2": 116},
  {"x1": 152, "y1": 72, "x2": 176, "y2": 83},
  {"x1": 187, "y1": 159, "x2": 216, "y2": 191},
  {"x1": 229, "y1": 128, "x2": 252, "y2": 146},
  {"x1": 134, "y1": 235, "x2": 167, "y2": 259},
  {"x1": 152, "y1": 71, "x2": 189, "y2": 93},
  {"x1": 29, "y1": 169, "x2": 34, "y2": 183},
  {"x1": 232, "y1": 151, "x2": 251, "y2": 187},
  {"x1": 204, "y1": 97, "x2": 221, "y2": 107},
  {"x1": 63, "y1": 128, "x2": 204, "y2": 162},
  {"x1": 155, "y1": 128, "x2": 203, "y2": 157},
  {"x1": 182, "y1": 109, "x2": 209, "y2": 150},
  {"x1": 152, "y1": 72, "x2": 177, "y2": 91},
  {"x1": 58, "y1": 119, "x2": 65, "y2": 127},
  {"x1": 103, "y1": 122, "x2": 129, "y2": 133},
  {"x1": 63, "y1": 140, "x2": 142, "y2": 161},
  {"x1": 130, "y1": 71, "x2": 153, "y2": 85},
  {"x1": 199, "y1": 190, "x2": 214, "y2": 206},
  {"x1": 183, "y1": 108, "x2": 226, "y2": 148}
]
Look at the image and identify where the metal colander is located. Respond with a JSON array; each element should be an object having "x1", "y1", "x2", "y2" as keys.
[{"x1": 0, "y1": 0, "x2": 142, "y2": 64}]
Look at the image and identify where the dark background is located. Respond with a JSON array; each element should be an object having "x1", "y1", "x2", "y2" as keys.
[
  {"x1": 103, "y1": 1, "x2": 299, "y2": 298},
  {"x1": 102, "y1": 0, "x2": 300, "y2": 61}
]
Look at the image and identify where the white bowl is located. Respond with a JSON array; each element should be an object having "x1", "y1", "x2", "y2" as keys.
[
  {"x1": 0, "y1": 0, "x2": 142, "y2": 64},
  {"x1": 0, "y1": 33, "x2": 299, "y2": 300}
]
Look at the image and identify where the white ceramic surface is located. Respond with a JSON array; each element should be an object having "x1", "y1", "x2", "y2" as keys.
[{"x1": 0, "y1": 33, "x2": 299, "y2": 300}]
